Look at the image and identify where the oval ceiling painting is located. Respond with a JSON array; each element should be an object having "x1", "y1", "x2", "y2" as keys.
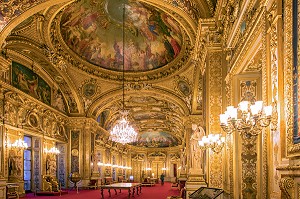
[
  {"x1": 60, "y1": 0, "x2": 183, "y2": 72},
  {"x1": 131, "y1": 131, "x2": 179, "y2": 148}
]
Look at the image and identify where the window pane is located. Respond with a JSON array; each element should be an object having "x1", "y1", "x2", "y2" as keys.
[
  {"x1": 24, "y1": 136, "x2": 31, "y2": 148},
  {"x1": 24, "y1": 171, "x2": 31, "y2": 180},
  {"x1": 24, "y1": 150, "x2": 31, "y2": 161}
]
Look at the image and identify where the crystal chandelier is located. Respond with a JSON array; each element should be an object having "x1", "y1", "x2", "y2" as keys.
[
  {"x1": 220, "y1": 100, "x2": 272, "y2": 138},
  {"x1": 109, "y1": 2, "x2": 138, "y2": 145},
  {"x1": 110, "y1": 112, "x2": 138, "y2": 145}
]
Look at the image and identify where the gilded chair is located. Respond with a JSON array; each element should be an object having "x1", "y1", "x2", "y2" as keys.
[{"x1": 42, "y1": 175, "x2": 59, "y2": 192}]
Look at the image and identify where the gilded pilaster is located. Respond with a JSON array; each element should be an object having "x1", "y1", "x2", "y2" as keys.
[
  {"x1": 0, "y1": 89, "x2": 5, "y2": 199},
  {"x1": 225, "y1": 72, "x2": 235, "y2": 198},
  {"x1": 206, "y1": 50, "x2": 223, "y2": 188},
  {"x1": 82, "y1": 121, "x2": 92, "y2": 181},
  {"x1": 267, "y1": 0, "x2": 283, "y2": 197}
]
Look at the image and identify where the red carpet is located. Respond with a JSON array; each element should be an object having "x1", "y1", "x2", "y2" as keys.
[{"x1": 22, "y1": 182, "x2": 180, "y2": 199}]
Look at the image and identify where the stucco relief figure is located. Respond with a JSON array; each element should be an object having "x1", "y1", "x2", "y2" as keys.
[
  {"x1": 49, "y1": 158, "x2": 57, "y2": 176},
  {"x1": 180, "y1": 147, "x2": 187, "y2": 173},
  {"x1": 46, "y1": 155, "x2": 57, "y2": 176},
  {"x1": 190, "y1": 124, "x2": 205, "y2": 171},
  {"x1": 8, "y1": 155, "x2": 22, "y2": 177}
]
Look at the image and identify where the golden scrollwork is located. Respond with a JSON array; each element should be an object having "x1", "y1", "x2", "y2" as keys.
[
  {"x1": 284, "y1": 0, "x2": 299, "y2": 156},
  {"x1": 207, "y1": 51, "x2": 223, "y2": 188},
  {"x1": 279, "y1": 177, "x2": 294, "y2": 199}
]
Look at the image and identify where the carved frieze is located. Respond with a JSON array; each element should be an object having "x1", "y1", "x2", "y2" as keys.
[{"x1": 3, "y1": 90, "x2": 68, "y2": 142}]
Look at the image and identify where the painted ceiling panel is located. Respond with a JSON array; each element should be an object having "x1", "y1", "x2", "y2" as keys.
[{"x1": 60, "y1": 0, "x2": 183, "y2": 72}]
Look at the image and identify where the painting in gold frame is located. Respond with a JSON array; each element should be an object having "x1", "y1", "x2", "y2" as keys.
[
  {"x1": 286, "y1": 0, "x2": 300, "y2": 155},
  {"x1": 293, "y1": 0, "x2": 300, "y2": 144}
]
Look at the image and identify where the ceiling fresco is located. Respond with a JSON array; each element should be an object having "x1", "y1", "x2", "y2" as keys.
[
  {"x1": 60, "y1": 0, "x2": 183, "y2": 72},
  {"x1": 131, "y1": 131, "x2": 180, "y2": 148}
]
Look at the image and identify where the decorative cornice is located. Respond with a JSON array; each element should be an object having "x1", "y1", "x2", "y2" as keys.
[{"x1": 227, "y1": 8, "x2": 265, "y2": 77}]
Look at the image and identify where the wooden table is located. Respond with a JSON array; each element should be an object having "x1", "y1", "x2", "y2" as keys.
[{"x1": 100, "y1": 183, "x2": 142, "y2": 198}]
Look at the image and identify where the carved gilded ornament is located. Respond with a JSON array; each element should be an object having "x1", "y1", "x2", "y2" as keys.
[
  {"x1": 28, "y1": 112, "x2": 39, "y2": 128},
  {"x1": 3, "y1": 91, "x2": 68, "y2": 141},
  {"x1": 207, "y1": 51, "x2": 223, "y2": 188},
  {"x1": 240, "y1": 80, "x2": 257, "y2": 102},
  {"x1": 192, "y1": 28, "x2": 207, "y2": 76},
  {"x1": 285, "y1": 0, "x2": 300, "y2": 156},
  {"x1": 223, "y1": 6, "x2": 268, "y2": 196},
  {"x1": 243, "y1": 49, "x2": 262, "y2": 73},
  {"x1": 279, "y1": 177, "x2": 294, "y2": 199},
  {"x1": 228, "y1": 8, "x2": 265, "y2": 74},
  {"x1": 174, "y1": 75, "x2": 192, "y2": 109},
  {"x1": 0, "y1": 0, "x2": 48, "y2": 31}
]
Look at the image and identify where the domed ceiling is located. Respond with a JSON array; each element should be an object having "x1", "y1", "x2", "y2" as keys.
[{"x1": 60, "y1": 0, "x2": 183, "y2": 72}]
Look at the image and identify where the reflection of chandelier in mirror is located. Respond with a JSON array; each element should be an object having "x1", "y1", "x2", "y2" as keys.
[
  {"x1": 8, "y1": 138, "x2": 28, "y2": 150},
  {"x1": 44, "y1": 146, "x2": 60, "y2": 155},
  {"x1": 220, "y1": 101, "x2": 272, "y2": 138},
  {"x1": 198, "y1": 134, "x2": 225, "y2": 153},
  {"x1": 109, "y1": 1, "x2": 137, "y2": 145}
]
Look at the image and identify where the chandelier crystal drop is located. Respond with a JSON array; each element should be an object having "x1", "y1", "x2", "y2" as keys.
[{"x1": 110, "y1": 112, "x2": 138, "y2": 145}]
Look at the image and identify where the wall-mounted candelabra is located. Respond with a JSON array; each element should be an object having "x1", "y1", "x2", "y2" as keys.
[
  {"x1": 44, "y1": 146, "x2": 60, "y2": 155},
  {"x1": 219, "y1": 101, "x2": 272, "y2": 138},
  {"x1": 198, "y1": 134, "x2": 225, "y2": 153},
  {"x1": 7, "y1": 138, "x2": 28, "y2": 150}
]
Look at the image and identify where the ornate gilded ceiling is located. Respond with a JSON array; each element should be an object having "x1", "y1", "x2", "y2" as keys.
[{"x1": 0, "y1": 0, "x2": 216, "y2": 148}]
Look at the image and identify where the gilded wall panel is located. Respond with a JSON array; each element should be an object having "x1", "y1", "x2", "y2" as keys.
[
  {"x1": 268, "y1": 2, "x2": 282, "y2": 196},
  {"x1": 70, "y1": 130, "x2": 80, "y2": 173},
  {"x1": 285, "y1": 0, "x2": 297, "y2": 156},
  {"x1": 238, "y1": 78, "x2": 259, "y2": 197}
]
